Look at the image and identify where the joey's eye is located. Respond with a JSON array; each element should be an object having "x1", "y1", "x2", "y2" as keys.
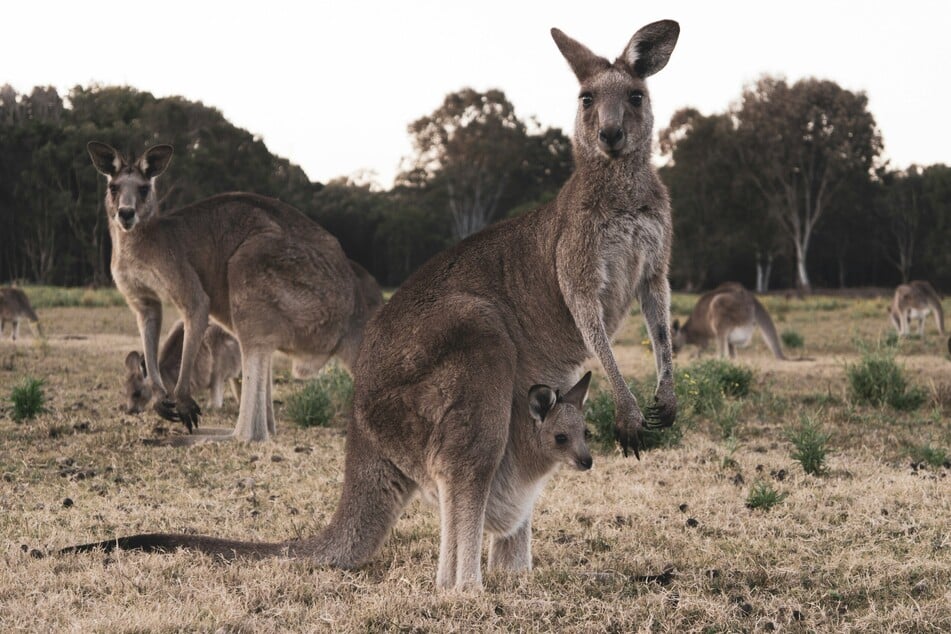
[
  {"x1": 584, "y1": 429, "x2": 592, "y2": 440},
  {"x1": 555, "y1": 433, "x2": 568, "y2": 445},
  {"x1": 138, "y1": 185, "x2": 151, "y2": 199},
  {"x1": 108, "y1": 183, "x2": 119, "y2": 195},
  {"x1": 629, "y1": 90, "x2": 644, "y2": 106},
  {"x1": 580, "y1": 93, "x2": 593, "y2": 109}
]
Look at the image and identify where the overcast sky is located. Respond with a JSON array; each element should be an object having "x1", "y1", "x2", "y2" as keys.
[{"x1": 3, "y1": 1, "x2": 949, "y2": 187}]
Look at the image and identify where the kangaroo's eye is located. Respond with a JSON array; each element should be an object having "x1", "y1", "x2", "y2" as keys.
[
  {"x1": 584, "y1": 428, "x2": 592, "y2": 440},
  {"x1": 108, "y1": 183, "x2": 119, "y2": 195},
  {"x1": 555, "y1": 433, "x2": 568, "y2": 445},
  {"x1": 629, "y1": 90, "x2": 644, "y2": 106},
  {"x1": 139, "y1": 185, "x2": 151, "y2": 199},
  {"x1": 580, "y1": 93, "x2": 593, "y2": 109}
]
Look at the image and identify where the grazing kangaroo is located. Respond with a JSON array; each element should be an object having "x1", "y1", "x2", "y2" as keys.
[
  {"x1": 0, "y1": 287, "x2": 42, "y2": 341},
  {"x1": 87, "y1": 142, "x2": 383, "y2": 441},
  {"x1": 888, "y1": 280, "x2": 945, "y2": 336},
  {"x1": 62, "y1": 373, "x2": 595, "y2": 568},
  {"x1": 672, "y1": 282, "x2": 786, "y2": 359},
  {"x1": 124, "y1": 321, "x2": 241, "y2": 415},
  {"x1": 66, "y1": 21, "x2": 679, "y2": 591}
]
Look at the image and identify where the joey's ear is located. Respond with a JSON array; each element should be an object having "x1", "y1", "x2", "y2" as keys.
[
  {"x1": 528, "y1": 384, "x2": 558, "y2": 422},
  {"x1": 551, "y1": 28, "x2": 611, "y2": 83},
  {"x1": 87, "y1": 141, "x2": 124, "y2": 177},
  {"x1": 125, "y1": 351, "x2": 144, "y2": 374},
  {"x1": 620, "y1": 20, "x2": 679, "y2": 78},
  {"x1": 562, "y1": 371, "x2": 592, "y2": 408},
  {"x1": 137, "y1": 144, "x2": 173, "y2": 179}
]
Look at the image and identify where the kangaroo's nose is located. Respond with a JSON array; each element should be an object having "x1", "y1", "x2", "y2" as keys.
[
  {"x1": 118, "y1": 208, "x2": 135, "y2": 223},
  {"x1": 577, "y1": 456, "x2": 593, "y2": 470},
  {"x1": 598, "y1": 126, "x2": 625, "y2": 148}
]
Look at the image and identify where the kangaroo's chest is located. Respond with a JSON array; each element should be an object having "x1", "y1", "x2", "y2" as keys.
[{"x1": 484, "y1": 473, "x2": 551, "y2": 537}]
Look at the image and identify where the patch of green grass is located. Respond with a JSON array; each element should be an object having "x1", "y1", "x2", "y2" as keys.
[
  {"x1": 787, "y1": 414, "x2": 831, "y2": 476},
  {"x1": 846, "y1": 346, "x2": 926, "y2": 411},
  {"x1": 584, "y1": 383, "x2": 683, "y2": 453},
  {"x1": 9, "y1": 377, "x2": 47, "y2": 422},
  {"x1": 20, "y1": 285, "x2": 126, "y2": 308},
  {"x1": 781, "y1": 330, "x2": 804, "y2": 350},
  {"x1": 714, "y1": 401, "x2": 743, "y2": 439},
  {"x1": 909, "y1": 444, "x2": 948, "y2": 468},
  {"x1": 745, "y1": 480, "x2": 787, "y2": 511},
  {"x1": 285, "y1": 364, "x2": 354, "y2": 428}
]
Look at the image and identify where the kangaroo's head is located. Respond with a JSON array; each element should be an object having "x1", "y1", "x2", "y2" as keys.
[
  {"x1": 551, "y1": 20, "x2": 679, "y2": 164},
  {"x1": 87, "y1": 142, "x2": 173, "y2": 232},
  {"x1": 528, "y1": 371, "x2": 593, "y2": 471},
  {"x1": 123, "y1": 350, "x2": 153, "y2": 414}
]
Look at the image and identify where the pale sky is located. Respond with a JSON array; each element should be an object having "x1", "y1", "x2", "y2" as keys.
[{"x1": 3, "y1": 1, "x2": 949, "y2": 188}]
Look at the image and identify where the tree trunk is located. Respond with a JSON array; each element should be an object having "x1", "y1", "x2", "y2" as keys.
[{"x1": 794, "y1": 240, "x2": 811, "y2": 292}]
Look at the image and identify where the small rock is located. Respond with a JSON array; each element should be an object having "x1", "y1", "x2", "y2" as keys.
[
  {"x1": 62, "y1": 498, "x2": 74, "y2": 508},
  {"x1": 678, "y1": 503, "x2": 688, "y2": 513},
  {"x1": 686, "y1": 518, "x2": 699, "y2": 528}
]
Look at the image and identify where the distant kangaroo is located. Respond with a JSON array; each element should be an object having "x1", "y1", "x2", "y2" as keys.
[
  {"x1": 123, "y1": 321, "x2": 241, "y2": 415},
  {"x1": 0, "y1": 287, "x2": 42, "y2": 341},
  {"x1": 66, "y1": 21, "x2": 679, "y2": 591},
  {"x1": 87, "y1": 142, "x2": 383, "y2": 441},
  {"x1": 888, "y1": 280, "x2": 945, "y2": 337},
  {"x1": 672, "y1": 282, "x2": 786, "y2": 360}
]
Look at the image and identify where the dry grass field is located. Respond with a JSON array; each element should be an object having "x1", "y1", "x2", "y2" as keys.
[{"x1": 1, "y1": 290, "x2": 950, "y2": 633}]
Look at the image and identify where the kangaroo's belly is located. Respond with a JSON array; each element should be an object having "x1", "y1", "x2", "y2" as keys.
[
  {"x1": 908, "y1": 307, "x2": 931, "y2": 320},
  {"x1": 728, "y1": 325, "x2": 755, "y2": 347}
]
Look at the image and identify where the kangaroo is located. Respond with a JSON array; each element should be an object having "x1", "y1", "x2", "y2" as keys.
[
  {"x1": 672, "y1": 282, "x2": 786, "y2": 360},
  {"x1": 66, "y1": 22, "x2": 679, "y2": 591},
  {"x1": 888, "y1": 280, "x2": 945, "y2": 336},
  {"x1": 124, "y1": 320, "x2": 241, "y2": 415},
  {"x1": 62, "y1": 372, "x2": 595, "y2": 568},
  {"x1": 0, "y1": 287, "x2": 42, "y2": 341},
  {"x1": 87, "y1": 142, "x2": 383, "y2": 441}
]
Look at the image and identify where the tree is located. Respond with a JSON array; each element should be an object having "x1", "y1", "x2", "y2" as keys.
[{"x1": 734, "y1": 77, "x2": 882, "y2": 291}]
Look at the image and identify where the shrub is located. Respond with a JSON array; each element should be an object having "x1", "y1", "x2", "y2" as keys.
[
  {"x1": 846, "y1": 348, "x2": 926, "y2": 411},
  {"x1": 10, "y1": 377, "x2": 47, "y2": 422},
  {"x1": 285, "y1": 364, "x2": 353, "y2": 428},
  {"x1": 585, "y1": 383, "x2": 683, "y2": 453},
  {"x1": 781, "y1": 330, "x2": 804, "y2": 350},
  {"x1": 909, "y1": 444, "x2": 948, "y2": 468},
  {"x1": 787, "y1": 414, "x2": 831, "y2": 476},
  {"x1": 745, "y1": 481, "x2": 787, "y2": 511}
]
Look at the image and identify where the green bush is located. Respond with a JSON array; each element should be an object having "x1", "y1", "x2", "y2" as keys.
[
  {"x1": 909, "y1": 444, "x2": 948, "y2": 468},
  {"x1": 285, "y1": 365, "x2": 354, "y2": 428},
  {"x1": 745, "y1": 481, "x2": 787, "y2": 511},
  {"x1": 781, "y1": 330, "x2": 804, "y2": 350},
  {"x1": 584, "y1": 383, "x2": 682, "y2": 453},
  {"x1": 846, "y1": 348, "x2": 926, "y2": 411},
  {"x1": 10, "y1": 377, "x2": 47, "y2": 422},
  {"x1": 787, "y1": 414, "x2": 831, "y2": 475}
]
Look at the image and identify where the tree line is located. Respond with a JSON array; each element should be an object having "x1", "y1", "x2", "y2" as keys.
[{"x1": 1, "y1": 80, "x2": 948, "y2": 291}]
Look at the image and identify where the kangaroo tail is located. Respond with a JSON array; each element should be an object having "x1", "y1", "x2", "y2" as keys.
[
  {"x1": 752, "y1": 297, "x2": 786, "y2": 360},
  {"x1": 59, "y1": 533, "x2": 289, "y2": 559}
]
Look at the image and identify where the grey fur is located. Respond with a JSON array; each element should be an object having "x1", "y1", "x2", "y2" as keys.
[
  {"x1": 0, "y1": 287, "x2": 42, "y2": 341},
  {"x1": 889, "y1": 280, "x2": 945, "y2": 336}
]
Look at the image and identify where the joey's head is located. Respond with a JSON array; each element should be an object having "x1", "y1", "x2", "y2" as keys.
[
  {"x1": 528, "y1": 371, "x2": 593, "y2": 471},
  {"x1": 551, "y1": 21, "x2": 679, "y2": 164},
  {"x1": 87, "y1": 142, "x2": 173, "y2": 232},
  {"x1": 123, "y1": 350, "x2": 153, "y2": 414}
]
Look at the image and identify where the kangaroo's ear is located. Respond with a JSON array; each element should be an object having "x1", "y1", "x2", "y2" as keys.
[
  {"x1": 87, "y1": 141, "x2": 124, "y2": 177},
  {"x1": 620, "y1": 20, "x2": 679, "y2": 78},
  {"x1": 137, "y1": 144, "x2": 173, "y2": 179},
  {"x1": 551, "y1": 28, "x2": 611, "y2": 83},
  {"x1": 528, "y1": 384, "x2": 558, "y2": 422},
  {"x1": 125, "y1": 351, "x2": 144, "y2": 374},
  {"x1": 562, "y1": 371, "x2": 592, "y2": 408}
]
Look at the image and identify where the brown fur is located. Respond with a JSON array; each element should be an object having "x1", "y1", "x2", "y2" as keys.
[
  {"x1": 123, "y1": 321, "x2": 241, "y2": 414},
  {"x1": 889, "y1": 280, "x2": 945, "y2": 336},
  {"x1": 66, "y1": 21, "x2": 679, "y2": 592},
  {"x1": 0, "y1": 287, "x2": 41, "y2": 340},
  {"x1": 672, "y1": 282, "x2": 786, "y2": 360},
  {"x1": 87, "y1": 143, "x2": 383, "y2": 441}
]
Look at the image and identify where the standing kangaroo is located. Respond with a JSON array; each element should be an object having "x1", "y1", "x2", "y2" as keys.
[
  {"x1": 888, "y1": 280, "x2": 945, "y2": 337},
  {"x1": 0, "y1": 287, "x2": 42, "y2": 341},
  {"x1": 87, "y1": 142, "x2": 383, "y2": 441},
  {"x1": 65, "y1": 21, "x2": 679, "y2": 591},
  {"x1": 671, "y1": 282, "x2": 786, "y2": 360},
  {"x1": 123, "y1": 321, "x2": 241, "y2": 415}
]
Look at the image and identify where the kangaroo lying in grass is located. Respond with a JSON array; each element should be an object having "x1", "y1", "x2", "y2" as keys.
[
  {"x1": 124, "y1": 321, "x2": 241, "y2": 415},
  {"x1": 66, "y1": 20, "x2": 679, "y2": 592},
  {"x1": 672, "y1": 282, "x2": 786, "y2": 359}
]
